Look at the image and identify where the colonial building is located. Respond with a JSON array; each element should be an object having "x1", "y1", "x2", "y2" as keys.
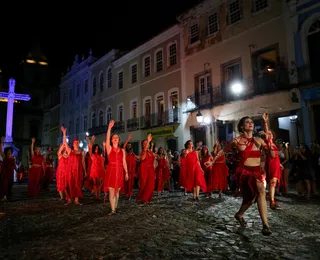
[
  {"x1": 286, "y1": 0, "x2": 320, "y2": 145},
  {"x1": 59, "y1": 50, "x2": 97, "y2": 150},
  {"x1": 88, "y1": 25, "x2": 182, "y2": 153},
  {"x1": 178, "y1": 0, "x2": 302, "y2": 148}
]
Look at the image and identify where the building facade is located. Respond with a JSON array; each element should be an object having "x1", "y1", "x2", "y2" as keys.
[
  {"x1": 178, "y1": 0, "x2": 302, "y2": 148},
  {"x1": 88, "y1": 25, "x2": 182, "y2": 153},
  {"x1": 286, "y1": 0, "x2": 320, "y2": 145}
]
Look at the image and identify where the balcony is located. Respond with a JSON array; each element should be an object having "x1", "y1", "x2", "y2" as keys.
[
  {"x1": 88, "y1": 120, "x2": 125, "y2": 136},
  {"x1": 140, "y1": 108, "x2": 180, "y2": 129},
  {"x1": 127, "y1": 118, "x2": 139, "y2": 132}
]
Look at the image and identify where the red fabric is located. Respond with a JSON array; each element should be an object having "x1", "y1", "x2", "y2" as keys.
[
  {"x1": 84, "y1": 156, "x2": 93, "y2": 190},
  {"x1": 65, "y1": 151, "x2": 84, "y2": 199},
  {"x1": 56, "y1": 156, "x2": 68, "y2": 192},
  {"x1": 265, "y1": 143, "x2": 281, "y2": 182},
  {"x1": 90, "y1": 154, "x2": 105, "y2": 179},
  {"x1": 237, "y1": 138, "x2": 261, "y2": 164},
  {"x1": 155, "y1": 158, "x2": 171, "y2": 192},
  {"x1": 185, "y1": 151, "x2": 207, "y2": 192},
  {"x1": 43, "y1": 154, "x2": 54, "y2": 189},
  {"x1": 178, "y1": 157, "x2": 187, "y2": 187},
  {"x1": 103, "y1": 148, "x2": 124, "y2": 192},
  {"x1": 124, "y1": 153, "x2": 136, "y2": 197},
  {"x1": 0, "y1": 157, "x2": 15, "y2": 197},
  {"x1": 136, "y1": 150, "x2": 155, "y2": 203},
  {"x1": 210, "y1": 154, "x2": 229, "y2": 191},
  {"x1": 201, "y1": 155, "x2": 213, "y2": 190},
  {"x1": 27, "y1": 155, "x2": 43, "y2": 196}
]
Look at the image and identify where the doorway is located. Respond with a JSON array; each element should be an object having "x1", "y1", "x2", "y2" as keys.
[
  {"x1": 307, "y1": 19, "x2": 320, "y2": 82},
  {"x1": 190, "y1": 126, "x2": 207, "y2": 146}
]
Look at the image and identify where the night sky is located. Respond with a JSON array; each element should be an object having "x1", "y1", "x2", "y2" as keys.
[{"x1": 0, "y1": 1, "x2": 199, "y2": 79}]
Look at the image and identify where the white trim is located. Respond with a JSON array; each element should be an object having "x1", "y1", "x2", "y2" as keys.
[
  {"x1": 142, "y1": 54, "x2": 152, "y2": 77},
  {"x1": 89, "y1": 68, "x2": 181, "y2": 107},
  {"x1": 143, "y1": 96, "x2": 152, "y2": 115},
  {"x1": 130, "y1": 98, "x2": 138, "y2": 119},
  {"x1": 113, "y1": 25, "x2": 180, "y2": 68},
  {"x1": 117, "y1": 103, "x2": 124, "y2": 122},
  {"x1": 106, "y1": 67, "x2": 112, "y2": 88},
  {"x1": 99, "y1": 70, "x2": 104, "y2": 91},
  {"x1": 130, "y1": 62, "x2": 138, "y2": 85},
  {"x1": 168, "y1": 87, "x2": 179, "y2": 110},
  {"x1": 154, "y1": 92, "x2": 165, "y2": 114},
  {"x1": 301, "y1": 12, "x2": 320, "y2": 66},
  {"x1": 166, "y1": 41, "x2": 178, "y2": 67},
  {"x1": 117, "y1": 70, "x2": 124, "y2": 90},
  {"x1": 154, "y1": 48, "x2": 164, "y2": 73}
]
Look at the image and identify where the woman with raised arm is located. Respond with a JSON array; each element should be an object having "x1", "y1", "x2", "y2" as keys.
[
  {"x1": 61, "y1": 126, "x2": 86, "y2": 205},
  {"x1": 200, "y1": 146, "x2": 213, "y2": 197},
  {"x1": 0, "y1": 136, "x2": 17, "y2": 201},
  {"x1": 136, "y1": 133, "x2": 155, "y2": 205},
  {"x1": 123, "y1": 133, "x2": 137, "y2": 200},
  {"x1": 222, "y1": 116, "x2": 274, "y2": 236},
  {"x1": 27, "y1": 137, "x2": 45, "y2": 196},
  {"x1": 262, "y1": 113, "x2": 282, "y2": 209},
  {"x1": 184, "y1": 140, "x2": 207, "y2": 201},
  {"x1": 56, "y1": 143, "x2": 68, "y2": 200},
  {"x1": 103, "y1": 120, "x2": 128, "y2": 215},
  {"x1": 87, "y1": 135, "x2": 105, "y2": 200},
  {"x1": 155, "y1": 147, "x2": 171, "y2": 195}
]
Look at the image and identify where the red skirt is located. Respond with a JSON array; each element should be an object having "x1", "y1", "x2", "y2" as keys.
[{"x1": 209, "y1": 163, "x2": 229, "y2": 192}]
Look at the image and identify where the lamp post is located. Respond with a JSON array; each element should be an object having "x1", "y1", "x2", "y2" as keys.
[{"x1": 196, "y1": 110, "x2": 203, "y2": 124}]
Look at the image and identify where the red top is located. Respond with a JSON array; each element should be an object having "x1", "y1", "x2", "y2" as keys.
[{"x1": 236, "y1": 137, "x2": 260, "y2": 166}]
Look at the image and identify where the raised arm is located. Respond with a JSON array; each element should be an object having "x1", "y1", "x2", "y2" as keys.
[
  {"x1": 82, "y1": 151, "x2": 87, "y2": 177},
  {"x1": 105, "y1": 120, "x2": 115, "y2": 155},
  {"x1": 123, "y1": 149, "x2": 128, "y2": 181},
  {"x1": 31, "y1": 138, "x2": 35, "y2": 157},
  {"x1": 258, "y1": 133, "x2": 275, "y2": 158},
  {"x1": 0, "y1": 136, "x2": 4, "y2": 158},
  {"x1": 140, "y1": 134, "x2": 152, "y2": 161},
  {"x1": 262, "y1": 112, "x2": 270, "y2": 134},
  {"x1": 123, "y1": 133, "x2": 132, "y2": 151},
  {"x1": 57, "y1": 143, "x2": 65, "y2": 160},
  {"x1": 61, "y1": 126, "x2": 71, "y2": 154}
]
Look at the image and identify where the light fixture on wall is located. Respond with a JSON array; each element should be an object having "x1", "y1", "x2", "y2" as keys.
[{"x1": 196, "y1": 110, "x2": 203, "y2": 124}]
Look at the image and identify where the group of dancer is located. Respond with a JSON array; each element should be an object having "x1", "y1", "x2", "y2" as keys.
[{"x1": 0, "y1": 112, "x2": 286, "y2": 236}]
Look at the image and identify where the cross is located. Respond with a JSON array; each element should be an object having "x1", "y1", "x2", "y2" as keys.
[{"x1": 0, "y1": 78, "x2": 31, "y2": 143}]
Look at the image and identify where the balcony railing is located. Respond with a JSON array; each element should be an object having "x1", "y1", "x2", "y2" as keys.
[
  {"x1": 127, "y1": 118, "x2": 139, "y2": 132},
  {"x1": 140, "y1": 108, "x2": 180, "y2": 129},
  {"x1": 113, "y1": 121, "x2": 125, "y2": 134}
]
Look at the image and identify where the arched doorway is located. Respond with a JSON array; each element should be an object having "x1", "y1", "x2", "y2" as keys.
[{"x1": 307, "y1": 18, "x2": 320, "y2": 82}]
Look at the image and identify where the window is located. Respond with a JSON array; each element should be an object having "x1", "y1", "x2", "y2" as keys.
[
  {"x1": 118, "y1": 71, "x2": 123, "y2": 89},
  {"x1": 107, "y1": 68, "x2": 112, "y2": 88},
  {"x1": 131, "y1": 100, "x2": 137, "y2": 119},
  {"x1": 131, "y1": 64, "x2": 138, "y2": 84},
  {"x1": 168, "y1": 43, "x2": 177, "y2": 67},
  {"x1": 208, "y1": 12, "x2": 219, "y2": 36},
  {"x1": 228, "y1": 0, "x2": 242, "y2": 25},
  {"x1": 170, "y1": 91, "x2": 178, "y2": 109},
  {"x1": 75, "y1": 117, "x2": 79, "y2": 133},
  {"x1": 199, "y1": 73, "x2": 211, "y2": 95},
  {"x1": 155, "y1": 50, "x2": 163, "y2": 72},
  {"x1": 252, "y1": 0, "x2": 269, "y2": 13},
  {"x1": 92, "y1": 77, "x2": 96, "y2": 96},
  {"x1": 76, "y1": 84, "x2": 80, "y2": 98},
  {"x1": 106, "y1": 107, "x2": 112, "y2": 125},
  {"x1": 99, "y1": 110, "x2": 104, "y2": 126},
  {"x1": 84, "y1": 79, "x2": 88, "y2": 94},
  {"x1": 91, "y1": 113, "x2": 96, "y2": 128},
  {"x1": 189, "y1": 22, "x2": 199, "y2": 44},
  {"x1": 144, "y1": 56, "x2": 151, "y2": 77},
  {"x1": 222, "y1": 61, "x2": 242, "y2": 86},
  {"x1": 83, "y1": 115, "x2": 87, "y2": 131},
  {"x1": 99, "y1": 72, "x2": 104, "y2": 92},
  {"x1": 118, "y1": 105, "x2": 123, "y2": 122},
  {"x1": 156, "y1": 95, "x2": 164, "y2": 115},
  {"x1": 69, "y1": 89, "x2": 72, "y2": 101}
]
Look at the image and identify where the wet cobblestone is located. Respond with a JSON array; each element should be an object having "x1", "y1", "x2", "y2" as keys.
[{"x1": 0, "y1": 185, "x2": 319, "y2": 259}]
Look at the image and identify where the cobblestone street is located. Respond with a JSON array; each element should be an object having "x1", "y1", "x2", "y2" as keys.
[{"x1": 0, "y1": 184, "x2": 319, "y2": 260}]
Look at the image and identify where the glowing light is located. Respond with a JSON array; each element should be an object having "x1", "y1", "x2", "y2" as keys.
[
  {"x1": 26, "y1": 59, "x2": 36, "y2": 64},
  {"x1": 0, "y1": 78, "x2": 31, "y2": 143},
  {"x1": 86, "y1": 132, "x2": 89, "y2": 136},
  {"x1": 79, "y1": 141, "x2": 83, "y2": 148},
  {"x1": 196, "y1": 110, "x2": 203, "y2": 124},
  {"x1": 39, "y1": 61, "x2": 48, "y2": 66},
  {"x1": 231, "y1": 82, "x2": 243, "y2": 95},
  {"x1": 0, "y1": 98, "x2": 19, "y2": 103}
]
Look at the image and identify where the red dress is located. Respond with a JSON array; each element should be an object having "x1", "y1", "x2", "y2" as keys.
[
  {"x1": 65, "y1": 151, "x2": 84, "y2": 199},
  {"x1": 103, "y1": 148, "x2": 124, "y2": 192},
  {"x1": 136, "y1": 150, "x2": 155, "y2": 203},
  {"x1": 210, "y1": 153, "x2": 229, "y2": 191},
  {"x1": 265, "y1": 143, "x2": 281, "y2": 182},
  {"x1": 90, "y1": 154, "x2": 105, "y2": 179},
  {"x1": 178, "y1": 157, "x2": 187, "y2": 187},
  {"x1": 201, "y1": 155, "x2": 213, "y2": 191},
  {"x1": 0, "y1": 157, "x2": 15, "y2": 197},
  {"x1": 27, "y1": 155, "x2": 43, "y2": 196},
  {"x1": 84, "y1": 155, "x2": 93, "y2": 190},
  {"x1": 185, "y1": 151, "x2": 207, "y2": 192},
  {"x1": 56, "y1": 156, "x2": 68, "y2": 192},
  {"x1": 124, "y1": 152, "x2": 136, "y2": 197},
  {"x1": 155, "y1": 157, "x2": 171, "y2": 192},
  {"x1": 43, "y1": 154, "x2": 54, "y2": 190}
]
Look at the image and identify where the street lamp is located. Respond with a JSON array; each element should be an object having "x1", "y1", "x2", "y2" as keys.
[
  {"x1": 196, "y1": 110, "x2": 203, "y2": 124},
  {"x1": 231, "y1": 81, "x2": 243, "y2": 96}
]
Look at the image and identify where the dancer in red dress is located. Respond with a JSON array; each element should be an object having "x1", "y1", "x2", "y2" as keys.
[
  {"x1": 262, "y1": 113, "x2": 282, "y2": 209},
  {"x1": 220, "y1": 116, "x2": 274, "y2": 235},
  {"x1": 0, "y1": 136, "x2": 16, "y2": 201},
  {"x1": 43, "y1": 147, "x2": 54, "y2": 191},
  {"x1": 103, "y1": 120, "x2": 128, "y2": 215},
  {"x1": 87, "y1": 135, "x2": 105, "y2": 200},
  {"x1": 27, "y1": 138, "x2": 45, "y2": 197},
  {"x1": 155, "y1": 147, "x2": 171, "y2": 195},
  {"x1": 123, "y1": 133, "x2": 138, "y2": 200},
  {"x1": 61, "y1": 127, "x2": 86, "y2": 205},
  {"x1": 56, "y1": 143, "x2": 68, "y2": 200},
  {"x1": 178, "y1": 149, "x2": 187, "y2": 194},
  {"x1": 184, "y1": 140, "x2": 207, "y2": 200},
  {"x1": 136, "y1": 133, "x2": 155, "y2": 205},
  {"x1": 200, "y1": 146, "x2": 213, "y2": 196}
]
